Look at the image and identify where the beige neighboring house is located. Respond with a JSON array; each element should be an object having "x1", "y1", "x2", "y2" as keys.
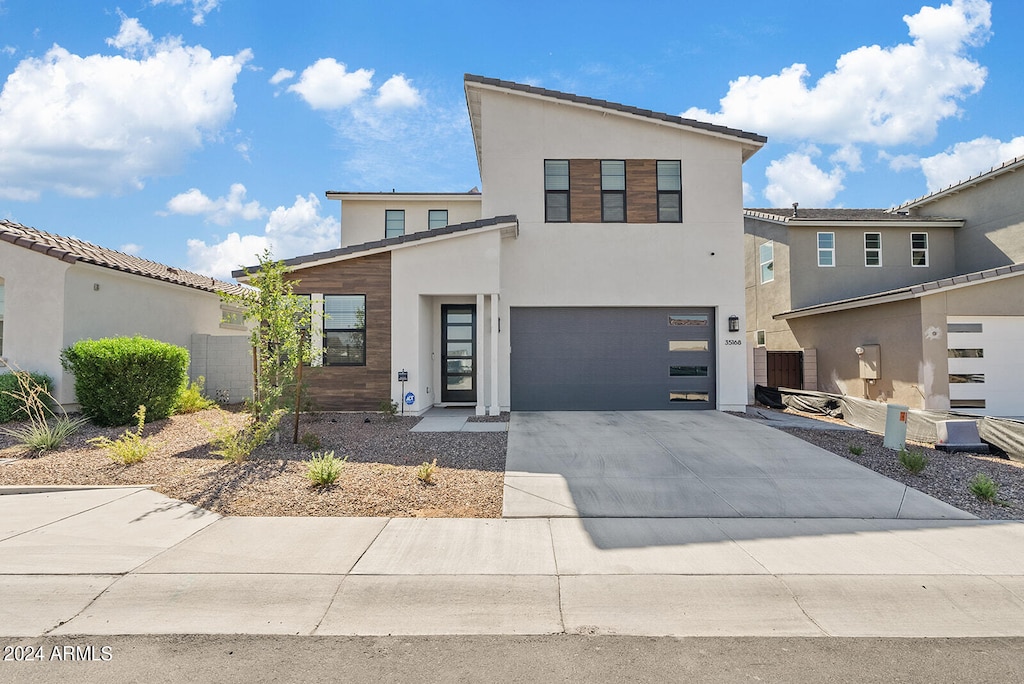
[
  {"x1": 745, "y1": 155, "x2": 1024, "y2": 417},
  {"x1": 0, "y1": 220, "x2": 252, "y2": 407},
  {"x1": 237, "y1": 74, "x2": 767, "y2": 414}
]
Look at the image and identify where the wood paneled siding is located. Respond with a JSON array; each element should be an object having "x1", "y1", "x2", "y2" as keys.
[
  {"x1": 561, "y1": 159, "x2": 665, "y2": 224},
  {"x1": 285, "y1": 252, "x2": 391, "y2": 410},
  {"x1": 569, "y1": 159, "x2": 601, "y2": 223}
]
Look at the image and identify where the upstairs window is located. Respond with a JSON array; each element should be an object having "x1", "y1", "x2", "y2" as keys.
[
  {"x1": 864, "y1": 232, "x2": 881, "y2": 266},
  {"x1": 544, "y1": 160, "x2": 570, "y2": 222},
  {"x1": 759, "y1": 241, "x2": 774, "y2": 284},
  {"x1": 656, "y1": 160, "x2": 682, "y2": 222},
  {"x1": 601, "y1": 160, "x2": 626, "y2": 222},
  {"x1": 817, "y1": 232, "x2": 835, "y2": 267},
  {"x1": 385, "y1": 210, "x2": 405, "y2": 238},
  {"x1": 428, "y1": 209, "x2": 448, "y2": 229},
  {"x1": 323, "y1": 294, "x2": 366, "y2": 366},
  {"x1": 912, "y1": 232, "x2": 929, "y2": 266}
]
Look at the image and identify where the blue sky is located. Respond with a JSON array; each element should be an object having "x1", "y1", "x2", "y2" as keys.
[{"x1": 1, "y1": 0, "x2": 1021, "y2": 279}]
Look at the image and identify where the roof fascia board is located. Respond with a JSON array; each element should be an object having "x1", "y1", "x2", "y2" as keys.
[
  {"x1": 786, "y1": 219, "x2": 963, "y2": 229},
  {"x1": 326, "y1": 192, "x2": 482, "y2": 201}
]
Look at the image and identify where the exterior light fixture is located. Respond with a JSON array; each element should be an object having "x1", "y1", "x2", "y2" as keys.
[{"x1": 728, "y1": 315, "x2": 740, "y2": 332}]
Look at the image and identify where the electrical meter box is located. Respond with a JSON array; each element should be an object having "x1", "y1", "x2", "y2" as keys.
[{"x1": 858, "y1": 344, "x2": 880, "y2": 379}]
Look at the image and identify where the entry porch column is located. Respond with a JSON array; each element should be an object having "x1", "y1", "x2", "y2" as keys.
[
  {"x1": 489, "y1": 293, "x2": 500, "y2": 416},
  {"x1": 475, "y1": 293, "x2": 486, "y2": 416}
]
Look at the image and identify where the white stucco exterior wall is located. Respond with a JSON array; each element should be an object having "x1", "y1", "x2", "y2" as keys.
[
  {"x1": 474, "y1": 88, "x2": 752, "y2": 410},
  {"x1": 338, "y1": 196, "x2": 482, "y2": 248}
]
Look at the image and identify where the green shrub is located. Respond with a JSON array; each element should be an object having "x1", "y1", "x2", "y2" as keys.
[
  {"x1": 848, "y1": 444, "x2": 863, "y2": 456},
  {"x1": 174, "y1": 376, "x2": 216, "y2": 414},
  {"x1": 0, "y1": 371, "x2": 53, "y2": 423},
  {"x1": 300, "y1": 432, "x2": 322, "y2": 451},
  {"x1": 305, "y1": 450, "x2": 347, "y2": 486},
  {"x1": 378, "y1": 398, "x2": 398, "y2": 419},
  {"x1": 61, "y1": 336, "x2": 189, "y2": 426},
  {"x1": 89, "y1": 405, "x2": 152, "y2": 465},
  {"x1": 968, "y1": 473, "x2": 1002, "y2": 504},
  {"x1": 897, "y1": 448, "x2": 929, "y2": 475}
]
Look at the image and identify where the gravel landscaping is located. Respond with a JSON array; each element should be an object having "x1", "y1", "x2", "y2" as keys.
[
  {"x1": 0, "y1": 407, "x2": 506, "y2": 518},
  {"x1": 0, "y1": 406, "x2": 1020, "y2": 520}
]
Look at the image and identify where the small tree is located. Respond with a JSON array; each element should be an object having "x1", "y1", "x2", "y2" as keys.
[{"x1": 221, "y1": 250, "x2": 315, "y2": 422}]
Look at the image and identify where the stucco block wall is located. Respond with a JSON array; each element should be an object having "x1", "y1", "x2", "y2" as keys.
[
  {"x1": 190, "y1": 334, "x2": 253, "y2": 404},
  {"x1": 743, "y1": 218, "x2": 796, "y2": 349}
]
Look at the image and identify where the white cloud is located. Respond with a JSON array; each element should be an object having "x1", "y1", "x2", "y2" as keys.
[
  {"x1": 150, "y1": 0, "x2": 221, "y2": 26},
  {"x1": 2, "y1": 47, "x2": 16, "y2": 57},
  {"x1": 879, "y1": 151, "x2": 921, "y2": 172},
  {"x1": 187, "y1": 193, "x2": 340, "y2": 279},
  {"x1": 829, "y1": 144, "x2": 863, "y2": 172},
  {"x1": 682, "y1": 0, "x2": 991, "y2": 145},
  {"x1": 288, "y1": 58, "x2": 374, "y2": 110},
  {"x1": 105, "y1": 15, "x2": 153, "y2": 54},
  {"x1": 269, "y1": 68, "x2": 294, "y2": 85},
  {"x1": 742, "y1": 181, "x2": 754, "y2": 204},
  {"x1": 919, "y1": 135, "x2": 1024, "y2": 191},
  {"x1": 0, "y1": 17, "x2": 251, "y2": 199},
  {"x1": 375, "y1": 74, "x2": 422, "y2": 109},
  {"x1": 165, "y1": 183, "x2": 267, "y2": 225},
  {"x1": 120, "y1": 243, "x2": 143, "y2": 255},
  {"x1": 764, "y1": 149, "x2": 846, "y2": 206}
]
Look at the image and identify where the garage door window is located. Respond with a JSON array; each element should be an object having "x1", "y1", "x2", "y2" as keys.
[
  {"x1": 669, "y1": 314, "x2": 708, "y2": 326},
  {"x1": 669, "y1": 340, "x2": 708, "y2": 352},
  {"x1": 670, "y1": 392, "x2": 710, "y2": 402},
  {"x1": 670, "y1": 366, "x2": 708, "y2": 377}
]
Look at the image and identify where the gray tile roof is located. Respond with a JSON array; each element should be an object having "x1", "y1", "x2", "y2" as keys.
[
  {"x1": 234, "y1": 214, "x2": 518, "y2": 278},
  {"x1": 0, "y1": 219, "x2": 248, "y2": 296},
  {"x1": 464, "y1": 74, "x2": 768, "y2": 145},
  {"x1": 745, "y1": 208, "x2": 956, "y2": 222},
  {"x1": 777, "y1": 262, "x2": 1024, "y2": 318}
]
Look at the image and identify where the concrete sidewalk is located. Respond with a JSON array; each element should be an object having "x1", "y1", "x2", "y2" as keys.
[{"x1": 2, "y1": 487, "x2": 1024, "y2": 638}]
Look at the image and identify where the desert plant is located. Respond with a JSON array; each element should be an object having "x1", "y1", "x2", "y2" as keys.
[
  {"x1": 848, "y1": 444, "x2": 864, "y2": 456},
  {"x1": 174, "y1": 376, "x2": 216, "y2": 414},
  {"x1": 897, "y1": 448, "x2": 929, "y2": 475},
  {"x1": 0, "y1": 364, "x2": 86, "y2": 455},
  {"x1": 90, "y1": 405, "x2": 152, "y2": 465},
  {"x1": 220, "y1": 252, "x2": 316, "y2": 422},
  {"x1": 417, "y1": 458, "x2": 437, "y2": 484},
  {"x1": 206, "y1": 408, "x2": 284, "y2": 463},
  {"x1": 0, "y1": 371, "x2": 53, "y2": 423},
  {"x1": 968, "y1": 473, "x2": 1003, "y2": 504},
  {"x1": 60, "y1": 336, "x2": 189, "y2": 426},
  {"x1": 305, "y1": 450, "x2": 347, "y2": 486},
  {"x1": 300, "y1": 432, "x2": 322, "y2": 450},
  {"x1": 378, "y1": 398, "x2": 399, "y2": 419}
]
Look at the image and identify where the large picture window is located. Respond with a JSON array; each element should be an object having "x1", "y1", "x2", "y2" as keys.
[
  {"x1": 601, "y1": 160, "x2": 626, "y2": 222},
  {"x1": 656, "y1": 160, "x2": 682, "y2": 222},
  {"x1": 544, "y1": 160, "x2": 570, "y2": 222},
  {"x1": 323, "y1": 295, "x2": 366, "y2": 366}
]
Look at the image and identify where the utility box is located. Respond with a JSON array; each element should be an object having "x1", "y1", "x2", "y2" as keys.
[
  {"x1": 858, "y1": 344, "x2": 880, "y2": 379},
  {"x1": 883, "y1": 403, "x2": 908, "y2": 450}
]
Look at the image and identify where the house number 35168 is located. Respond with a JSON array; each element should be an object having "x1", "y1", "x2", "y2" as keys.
[{"x1": 725, "y1": 339, "x2": 743, "y2": 345}]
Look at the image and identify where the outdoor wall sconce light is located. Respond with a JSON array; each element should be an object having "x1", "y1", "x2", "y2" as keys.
[{"x1": 728, "y1": 315, "x2": 740, "y2": 332}]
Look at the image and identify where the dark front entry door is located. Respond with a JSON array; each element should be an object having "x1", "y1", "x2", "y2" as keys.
[{"x1": 441, "y1": 304, "x2": 476, "y2": 403}]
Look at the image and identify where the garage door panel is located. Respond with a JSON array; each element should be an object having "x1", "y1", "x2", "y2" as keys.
[{"x1": 511, "y1": 307, "x2": 716, "y2": 410}]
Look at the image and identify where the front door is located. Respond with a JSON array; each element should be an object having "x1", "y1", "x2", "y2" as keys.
[{"x1": 441, "y1": 304, "x2": 477, "y2": 403}]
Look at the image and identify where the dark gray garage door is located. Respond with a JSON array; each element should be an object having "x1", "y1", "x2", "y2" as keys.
[{"x1": 510, "y1": 307, "x2": 716, "y2": 410}]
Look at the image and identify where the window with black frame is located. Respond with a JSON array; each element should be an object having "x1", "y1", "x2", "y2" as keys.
[
  {"x1": 544, "y1": 159, "x2": 570, "y2": 222},
  {"x1": 323, "y1": 295, "x2": 366, "y2": 366},
  {"x1": 601, "y1": 160, "x2": 626, "y2": 222},
  {"x1": 656, "y1": 160, "x2": 682, "y2": 222}
]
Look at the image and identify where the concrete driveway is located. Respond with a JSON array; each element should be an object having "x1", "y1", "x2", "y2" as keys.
[{"x1": 502, "y1": 411, "x2": 972, "y2": 519}]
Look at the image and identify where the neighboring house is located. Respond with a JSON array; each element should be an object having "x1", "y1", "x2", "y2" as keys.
[
  {"x1": 0, "y1": 220, "x2": 252, "y2": 407},
  {"x1": 237, "y1": 74, "x2": 767, "y2": 414},
  {"x1": 745, "y1": 156, "x2": 1024, "y2": 417}
]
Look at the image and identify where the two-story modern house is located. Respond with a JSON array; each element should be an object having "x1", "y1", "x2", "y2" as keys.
[
  {"x1": 745, "y1": 156, "x2": 1024, "y2": 417},
  {"x1": 236, "y1": 74, "x2": 767, "y2": 415}
]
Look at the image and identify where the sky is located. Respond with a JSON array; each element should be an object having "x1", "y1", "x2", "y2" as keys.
[{"x1": 1, "y1": 0, "x2": 1022, "y2": 281}]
